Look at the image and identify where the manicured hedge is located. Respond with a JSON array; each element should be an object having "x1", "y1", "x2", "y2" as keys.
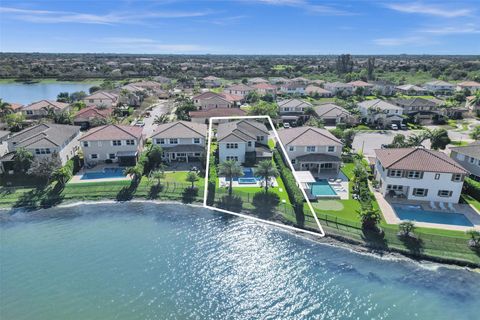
[
  {"x1": 206, "y1": 144, "x2": 218, "y2": 205},
  {"x1": 273, "y1": 149, "x2": 304, "y2": 214},
  {"x1": 464, "y1": 178, "x2": 480, "y2": 201}
]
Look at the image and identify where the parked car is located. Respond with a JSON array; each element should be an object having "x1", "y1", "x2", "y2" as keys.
[
  {"x1": 135, "y1": 120, "x2": 145, "y2": 127},
  {"x1": 390, "y1": 123, "x2": 398, "y2": 130},
  {"x1": 283, "y1": 122, "x2": 291, "y2": 129},
  {"x1": 400, "y1": 123, "x2": 407, "y2": 130}
]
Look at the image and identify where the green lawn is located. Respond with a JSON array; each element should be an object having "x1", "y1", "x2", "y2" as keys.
[
  {"x1": 164, "y1": 171, "x2": 205, "y2": 186},
  {"x1": 450, "y1": 140, "x2": 469, "y2": 147},
  {"x1": 462, "y1": 194, "x2": 480, "y2": 212},
  {"x1": 268, "y1": 138, "x2": 275, "y2": 149}
]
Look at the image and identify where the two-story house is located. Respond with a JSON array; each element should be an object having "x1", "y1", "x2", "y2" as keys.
[
  {"x1": 253, "y1": 83, "x2": 277, "y2": 96},
  {"x1": 83, "y1": 91, "x2": 118, "y2": 108},
  {"x1": 450, "y1": 142, "x2": 480, "y2": 181},
  {"x1": 277, "y1": 126, "x2": 343, "y2": 176},
  {"x1": 217, "y1": 120, "x2": 271, "y2": 164},
  {"x1": 370, "y1": 80, "x2": 396, "y2": 96},
  {"x1": 73, "y1": 106, "x2": 113, "y2": 129},
  {"x1": 349, "y1": 80, "x2": 373, "y2": 95},
  {"x1": 0, "y1": 123, "x2": 80, "y2": 173},
  {"x1": 305, "y1": 85, "x2": 332, "y2": 97},
  {"x1": 423, "y1": 80, "x2": 455, "y2": 95},
  {"x1": 22, "y1": 100, "x2": 70, "y2": 119},
  {"x1": 357, "y1": 99, "x2": 404, "y2": 128},
  {"x1": 202, "y1": 76, "x2": 222, "y2": 88},
  {"x1": 456, "y1": 81, "x2": 480, "y2": 93},
  {"x1": 80, "y1": 125, "x2": 144, "y2": 166},
  {"x1": 150, "y1": 121, "x2": 207, "y2": 163},
  {"x1": 389, "y1": 97, "x2": 442, "y2": 124},
  {"x1": 395, "y1": 84, "x2": 428, "y2": 96},
  {"x1": 374, "y1": 148, "x2": 468, "y2": 203},
  {"x1": 192, "y1": 92, "x2": 241, "y2": 110},
  {"x1": 278, "y1": 98, "x2": 313, "y2": 124},
  {"x1": 248, "y1": 77, "x2": 269, "y2": 85},
  {"x1": 279, "y1": 83, "x2": 306, "y2": 95}
]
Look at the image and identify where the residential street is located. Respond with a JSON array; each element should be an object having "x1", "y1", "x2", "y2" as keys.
[
  {"x1": 353, "y1": 130, "x2": 431, "y2": 157},
  {"x1": 140, "y1": 100, "x2": 173, "y2": 137}
]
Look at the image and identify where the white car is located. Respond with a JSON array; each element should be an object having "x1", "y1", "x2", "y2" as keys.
[
  {"x1": 135, "y1": 120, "x2": 145, "y2": 127},
  {"x1": 390, "y1": 123, "x2": 398, "y2": 130},
  {"x1": 283, "y1": 123, "x2": 291, "y2": 129}
]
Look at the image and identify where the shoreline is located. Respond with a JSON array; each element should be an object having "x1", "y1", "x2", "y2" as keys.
[{"x1": 2, "y1": 199, "x2": 479, "y2": 271}]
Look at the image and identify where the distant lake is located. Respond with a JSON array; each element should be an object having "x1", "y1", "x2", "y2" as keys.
[{"x1": 0, "y1": 81, "x2": 100, "y2": 105}]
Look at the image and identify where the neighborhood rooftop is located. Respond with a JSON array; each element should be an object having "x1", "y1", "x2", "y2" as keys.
[
  {"x1": 7, "y1": 123, "x2": 80, "y2": 148},
  {"x1": 79, "y1": 124, "x2": 143, "y2": 141},
  {"x1": 151, "y1": 121, "x2": 207, "y2": 138},
  {"x1": 277, "y1": 126, "x2": 342, "y2": 146}
]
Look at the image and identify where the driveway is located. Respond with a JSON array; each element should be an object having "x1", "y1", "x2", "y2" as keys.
[{"x1": 141, "y1": 100, "x2": 173, "y2": 137}]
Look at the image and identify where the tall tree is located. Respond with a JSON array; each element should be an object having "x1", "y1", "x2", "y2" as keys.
[
  {"x1": 335, "y1": 54, "x2": 354, "y2": 75},
  {"x1": 13, "y1": 148, "x2": 33, "y2": 173},
  {"x1": 366, "y1": 57, "x2": 375, "y2": 80},
  {"x1": 0, "y1": 99, "x2": 13, "y2": 119},
  {"x1": 248, "y1": 101, "x2": 278, "y2": 119},
  {"x1": 186, "y1": 171, "x2": 199, "y2": 189},
  {"x1": 428, "y1": 128, "x2": 451, "y2": 150},
  {"x1": 256, "y1": 160, "x2": 279, "y2": 193},
  {"x1": 218, "y1": 160, "x2": 244, "y2": 196},
  {"x1": 149, "y1": 168, "x2": 165, "y2": 187}
]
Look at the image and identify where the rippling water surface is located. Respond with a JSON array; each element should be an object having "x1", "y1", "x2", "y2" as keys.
[{"x1": 1, "y1": 203, "x2": 479, "y2": 320}]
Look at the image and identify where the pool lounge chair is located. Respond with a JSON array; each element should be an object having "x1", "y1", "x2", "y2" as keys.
[
  {"x1": 335, "y1": 178, "x2": 342, "y2": 183},
  {"x1": 429, "y1": 201, "x2": 437, "y2": 210},
  {"x1": 447, "y1": 202, "x2": 455, "y2": 211},
  {"x1": 439, "y1": 202, "x2": 447, "y2": 210}
]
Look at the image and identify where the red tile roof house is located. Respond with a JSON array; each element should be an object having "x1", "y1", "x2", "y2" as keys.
[
  {"x1": 22, "y1": 100, "x2": 70, "y2": 119},
  {"x1": 192, "y1": 92, "x2": 242, "y2": 110},
  {"x1": 253, "y1": 83, "x2": 277, "y2": 96},
  {"x1": 189, "y1": 108, "x2": 246, "y2": 125},
  {"x1": 73, "y1": 106, "x2": 113, "y2": 130},
  {"x1": 456, "y1": 81, "x2": 480, "y2": 93},
  {"x1": 349, "y1": 80, "x2": 374, "y2": 95},
  {"x1": 374, "y1": 148, "x2": 468, "y2": 203},
  {"x1": 6, "y1": 102, "x2": 24, "y2": 113},
  {"x1": 150, "y1": 121, "x2": 207, "y2": 163},
  {"x1": 79, "y1": 125, "x2": 144, "y2": 166},
  {"x1": 82, "y1": 91, "x2": 119, "y2": 108}
]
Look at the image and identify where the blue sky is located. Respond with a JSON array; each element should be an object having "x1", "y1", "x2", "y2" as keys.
[{"x1": 0, "y1": 0, "x2": 479, "y2": 54}]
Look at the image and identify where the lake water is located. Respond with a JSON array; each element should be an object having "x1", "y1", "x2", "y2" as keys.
[
  {"x1": 0, "y1": 81, "x2": 99, "y2": 105},
  {"x1": 1, "y1": 202, "x2": 480, "y2": 319}
]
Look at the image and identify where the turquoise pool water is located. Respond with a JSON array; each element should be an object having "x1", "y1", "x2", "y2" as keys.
[
  {"x1": 1, "y1": 203, "x2": 480, "y2": 319},
  {"x1": 309, "y1": 179, "x2": 337, "y2": 196},
  {"x1": 235, "y1": 168, "x2": 259, "y2": 184},
  {"x1": 81, "y1": 167, "x2": 125, "y2": 180},
  {"x1": 393, "y1": 204, "x2": 474, "y2": 227}
]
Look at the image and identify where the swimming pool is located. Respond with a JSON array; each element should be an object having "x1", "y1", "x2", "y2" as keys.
[
  {"x1": 393, "y1": 204, "x2": 474, "y2": 227},
  {"x1": 235, "y1": 168, "x2": 260, "y2": 185},
  {"x1": 81, "y1": 168, "x2": 125, "y2": 180},
  {"x1": 308, "y1": 179, "x2": 337, "y2": 196}
]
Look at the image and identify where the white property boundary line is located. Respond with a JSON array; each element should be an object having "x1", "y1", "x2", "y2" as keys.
[{"x1": 202, "y1": 115, "x2": 325, "y2": 237}]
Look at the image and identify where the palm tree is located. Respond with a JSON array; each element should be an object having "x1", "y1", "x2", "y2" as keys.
[
  {"x1": 428, "y1": 128, "x2": 451, "y2": 150},
  {"x1": 0, "y1": 99, "x2": 13, "y2": 119},
  {"x1": 406, "y1": 131, "x2": 427, "y2": 147},
  {"x1": 153, "y1": 114, "x2": 169, "y2": 125},
  {"x1": 124, "y1": 166, "x2": 142, "y2": 182},
  {"x1": 218, "y1": 160, "x2": 244, "y2": 196},
  {"x1": 42, "y1": 105, "x2": 56, "y2": 119},
  {"x1": 186, "y1": 171, "x2": 199, "y2": 189},
  {"x1": 256, "y1": 160, "x2": 279, "y2": 193},
  {"x1": 149, "y1": 168, "x2": 165, "y2": 187}
]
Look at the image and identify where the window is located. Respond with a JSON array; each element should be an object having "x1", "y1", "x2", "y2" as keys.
[
  {"x1": 126, "y1": 140, "x2": 135, "y2": 146},
  {"x1": 34, "y1": 148, "x2": 51, "y2": 155},
  {"x1": 388, "y1": 170, "x2": 402, "y2": 177},
  {"x1": 469, "y1": 157, "x2": 475, "y2": 164},
  {"x1": 109, "y1": 153, "x2": 116, "y2": 159},
  {"x1": 435, "y1": 173, "x2": 440, "y2": 180},
  {"x1": 327, "y1": 146, "x2": 335, "y2": 152},
  {"x1": 194, "y1": 153, "x2": 201, "y2": 156},
  {"x1": 412, "y1": 188, "x2": 428, "y2": 197},
  {"x1": 320, "y1": 163, "x2": 333, "y2": 169},
  {"x1": 247, "y1": 141, "x2": 252, "y2": 147},
  {"x1": 226, "y1": 156, "x2": 238, "y2": 161},
  {"x1": 452, "y1": 174, "x2": 463, "y2": 182},
  {"x1": 306, "y1": 146, "x2": 316, "y2": 152},
  {"x1": 91, "y1": 154, "x2": 98, "y2": 159},
  {"x1": 193, "y1": 138, "x2": 200, "y2": 144},
  {"x1": 438, "y1": 190, "x2": 453, "y2": 197},
  {"x1": 407, "y1": 171, "x2": 422, "y2": 179},
  {"x1": 291, "y1": 159, "x2": 296, "y2": 164},
  {"x1": 26, "y1": 110, "x2": 33, "y2": 115},
  {"x1": 257, "y1": 136, "x2": 265, "y2": 142},
  {"x1": 387, "y1": 185, "x2": 403, "y2": 191},
  {"x1": 83, "y1": 141, "x2": 89, "y2": 147},
  {"x1": 169, "y1": 138, "x2": 178, "y2": 144},
  {"x1": 112, "y1": 140, "x2": 122, "y2": 146},
  {"x1": 226, "y1": 143, "x2": 238, "y2": 149},
  {"x1": 156, "y1": 138, "x2": 165, "y2": 145},
  {"x1": 289, "y1": 146, "x2": 294, "y2": 152},
  {"x1": 89, "y1": 99, "x2": 94, "y2": 103}
]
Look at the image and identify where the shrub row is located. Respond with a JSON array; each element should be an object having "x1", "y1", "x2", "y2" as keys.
[
  {"x1": 206, "y1": 144, "x2": 218, "y2": 205},
  {"x1": 273, "y1": 149, "x2": 304, "y2": 214},
  {"x1": 464, "y1": 178, "x2": 480, "y2": 201}
]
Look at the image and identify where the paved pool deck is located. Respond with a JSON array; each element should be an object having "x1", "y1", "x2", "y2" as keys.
[
  {"x1": 69, "y1": 164, "x2": 132, "y2": 184},
  {"x1": 374, "y1": 191, "x2": 480, "y2": 231}
]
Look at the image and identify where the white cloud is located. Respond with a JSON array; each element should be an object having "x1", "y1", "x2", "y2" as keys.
[
  {"x1": 251, "y1": 0, "x2": 355, "y2": 15},
  {"x1": 421, "y1": 24, "x2": 480, "y2": 35},
  {"x1": 386, "y1": 3, "x2": 472, "y2": 18},
  {"x1": 0, "y1": 6, "x2": 213, "y2": 25}
]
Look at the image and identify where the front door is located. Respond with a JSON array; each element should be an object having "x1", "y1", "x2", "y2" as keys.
[{"x1": 171, "y1": 153, "x2": 176, "y2": 160}]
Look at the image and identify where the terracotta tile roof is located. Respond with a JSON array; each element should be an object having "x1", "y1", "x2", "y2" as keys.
[
  {"x1": 305, "y1": 85, "x2": 331, "y2": 94},
  {"x1": 225, "y1": 84, "x2": 254, "y2": 91},
  {"x1": 84, "y1": 91, "x2": 118, "y2": 100},
  {"x1": 23, "y1": 100, "x2": 69, "y2": 111},
  {"x1": 189, "y1": 108, "x2": 246, "y2": 118},
  {"x1": 375, "y1": 148, "x2": 468, "y2": 174},
  {"x1": 458, "y1": 81, "x2": 480, "y2": 87},
  {"x1": 193, "y1": 91, "x2": 242, "y2": 103},
  {"x1": 79, "y1": 124, "x2": 143, "y2": 141},
  {"x1": 74, "y1": 106, "x2": 112, "y2": 121},
  {"x1": 277, "y1": 126, "x2": 342, "y2": 146},
  {"x1": 150, "y1": 121, "x2": 207, "y2": 139},
  {"x1": 349, "y1": 80, "x2": 373, "y2": 87},
  {"x1": 253, "y1": 83, "x2": 277, "y2": 90},
  {"x1": 7, "y1": 102, "x2": 23, "y2": 111},
  {"x1": 358, "y1": 99, "x2": 402, "y2": 111}
]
